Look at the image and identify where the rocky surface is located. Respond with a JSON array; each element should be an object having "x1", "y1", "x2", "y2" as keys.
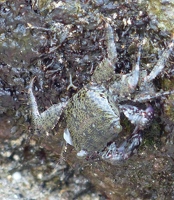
[{"x1": 0, "y1": 0, "x2": 174, "y2": 199}]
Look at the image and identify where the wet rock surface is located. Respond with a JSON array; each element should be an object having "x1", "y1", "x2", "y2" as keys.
[
  {"x1": 148, "y1": 0, "x2": 174, "y2": 32},
  {"x1": 0, "y1": 0, "x2": 174, "y2": 199}
]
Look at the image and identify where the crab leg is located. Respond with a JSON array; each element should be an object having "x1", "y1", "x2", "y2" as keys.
[
  {"x1": 133, "y1": 90, "x2": 174, "y2": 103},
  {"x1": 124, "y1": 43, "x2": 142, "y2": 92},
  {"x1": 94, "y1": 23, "x2": 141, "y2": 93},
  {"x1": 92, "y1": 23, "x2": 117, "y2": 83},
  {"x1": 105, "y1": 23, "x2": 117, "y2": 64},
  {"x1": 109, "y1": 42, "x2": 142, "y2": 97},
  {"x1": 28, "y1": 77, "x2": 67, "y2": 134},
  {"x1": 131, "y1": 37, "x2": 174, "y2": 103},
  {"x1": 144, "y1": 38, "x2": 174, "y2": 83}
]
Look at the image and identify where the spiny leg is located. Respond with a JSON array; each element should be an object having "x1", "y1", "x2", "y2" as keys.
[
  {"x1": 28, "y1": 77, "x2": 67, "y2": 134},
  {"x1": 105, "y1": 23, "x2": 117, "y2": 64},
  {"x1": 92, "y1": 23, "x2": 117, "y2": 83},
  {"x1": 126, "y1": 38, "x2": 174, "y2": 104},
  {"x1": 109, "y1": 41, "x2": 142, "y2": 97},
  {"x1": 123, "y1": 43, "x2": 142, "y2": 92},
  {"x1": 144, "y1": 38, "x2": 174, "y2": 83},
  {"x1": 93, "y1": 22, "x2": 142, "y2": 88},
  {"x1": 111, "y1": 36, "x2": 174, "y2": 98},
  {"x1": 133, "y1": 90, "x2": 174, "y2": 103},
  {"x1": 133, "y1": 37, "x2": 174, "y2": 103}
]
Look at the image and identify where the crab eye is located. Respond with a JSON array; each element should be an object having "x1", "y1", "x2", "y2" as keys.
[
  {"x1": 145, "y1": 105, "x2": 154, "y2": 121},
  {"x1": 145, "y1": 105, "x2": 154, "y2": 115}
]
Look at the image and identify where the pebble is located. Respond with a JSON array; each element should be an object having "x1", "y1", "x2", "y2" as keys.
[{"x1": 12, "y1": 172, "x2": 22, "y2": 182}]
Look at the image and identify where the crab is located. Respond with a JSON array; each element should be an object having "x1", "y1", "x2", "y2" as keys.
[{"x1": 28, "y1": 23, "x2": 174, "y2": 164}]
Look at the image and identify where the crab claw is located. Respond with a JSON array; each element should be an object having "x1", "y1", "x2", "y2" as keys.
[
  {"x1": 119, "y1": 104, "x2": 154, "y2": 129},
  {"x1": 102, "y1": 104, "x2": 154, "y2": 163},
  {"x1": 101, "y1": 129, "x2": 143, "y2": 163}
]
